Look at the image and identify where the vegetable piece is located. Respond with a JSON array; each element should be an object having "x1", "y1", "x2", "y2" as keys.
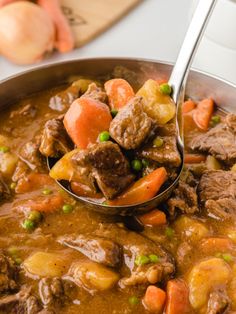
[
  {"x1": 63, "y1": 97, "x2": 112, "y2": 149},
  {"x1": 71, "y1": 181, "x2": 102, "y2": 199},
  {"x1": 149, "y1": 254, "x2": 159, "y2": 263},
  {"x1": 165, "y1": 227, "x2": 174, "y2": 238},
  {"x1": 135, "y1": 255, "x2": 150, "y2": 266},
  {"x1": 138, "y1": 209, "x2": 166, "y2": 226},
  {"x1": 0, "y1": 146, "x2": 9, "y2": 153},
  {"x1": 62, "y1": 204, "x2": 74, "y2": 214},
  {"x1": 24, "y1": 252, "x2": 68, "y2": 278},
  {"x1": 99, "y1": 131, "x2": 110, "y2": 142},
  {"x1": 129, "y1": 296, "x2": 139, "y2": 306},
  {"x1": 131, "y1": 159, "x2": 143, "y2": 172},
  {"x1": 221, "y1": 253, "x2": 233, "y2": 263},
  {"x1": 143, "y1": 285, "x2": 166, "y2": 314},
  {"x1": 182, "y1": 99, "x2": 196, "y2": 114},
  {"x1": 0, "y1": 1, "x2": 55, "y2": 65},
  {"x1": 188, "y1": 258, "x2": 231, "y2": 310},
  {"x1": 153, "y1": 137, "x2": 164, "y2": 148},
  {"x1": 22, "y1": 219, "x2": 35, "y2": 231},
  {"x1": 192, "y1": 98, "x2": 214, "y2": 131},
  {"x1": 111, "y1": 108, "x2": 118, "y2": 117},
  {"x1": 107, "y1": 167, "x2": 167, "y2": 206},
  {"x1": 206, "y1": 155, "x2": 221, "y2": 170},
  {"x1": 159, "y1": 83, "x2": 172, "y2": 95},
  {"x1": 231, "y1": 164, "x2": 236, "y2": 172},
  {"x1": 37, "y1": 0, "x2": 74, "y2": 53},
  {"x1": 16, "y1": 173, "x2": 54, "y2": 193},
  {"x1": 165, "y1": 279, "x2": 192, "y2": 314},
  {"x1": 210, "y1": 115, "x2": 221, "y2": 126},
  {"x1": 42, "y1": 188, "x2": 53, "y2": 195},
  {"x1": 174, "y1": 216, "x2": 209, "y2": 243},
  {"x1": 200, "y1": 237, "x2": 234, "y2": 254},
  {"x1": 104, "y1": 78, "x2": 135, "y2": 110},
  {"x1": 137, "y1": 79, "x2": 176, "y2": 124},
  {"x1": 27, "y1": 211, "x2": 42, "y2": 223},
  {"x1": 49, "y1": 149, "x2": 80, "y2": 181},
  {"x1": 69, "y1": 261, "x2": 119, "y2": 291},
  {"x1": 227, "y1": 230, "x2": 236, "y2": 243},
  {"x1": 0, "y1": 151, "x2": 18, "y2": 177},
  {"x1": 184, "y1": 154, "x2": 206, "y2": 164}
]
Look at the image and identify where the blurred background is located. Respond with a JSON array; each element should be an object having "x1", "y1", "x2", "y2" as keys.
[{"x1": 0, "y1": 0, "x2": 236, "y2": 84}]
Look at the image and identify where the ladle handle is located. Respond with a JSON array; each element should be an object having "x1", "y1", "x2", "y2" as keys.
[{"x1": 169, "y1": 0, "x2": 217, "y2": 103}]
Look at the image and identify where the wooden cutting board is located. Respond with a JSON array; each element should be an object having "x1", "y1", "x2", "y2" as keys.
[{"x1": 59, "y1": 0, "x2": 142, "y2": 48}]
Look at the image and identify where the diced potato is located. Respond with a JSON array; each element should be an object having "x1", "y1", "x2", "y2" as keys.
[
  {"x1": 206, "y1": 156, "x2": 221, "y2": 170},
  {"x1": 0, "y1": 151, "x2": 18, "y2": 177},
  {"x1": 136, "y1": 79, "x2": 176, "y2": 124},
  {"x1": 69, "y1": 261, "x2": 119, "y2": 291},
  {"x1": 231, "y1": 164, "x2": 236, "y2": 172},
  {"x1": 49, "y1": 149, "x2": 80, "y2": 181},
  {"x1": 174, "y1": 216, "x2": 209, "y2": 243},
  {"x1": 23, "y1": 252, "x2": 68, "y2": 278},
  {"x1": 229, "y1": 264, "x2": 236, "y2": 310},
  {"x1": 188, "y1": 258, "x2": 231, "y2": 310}
]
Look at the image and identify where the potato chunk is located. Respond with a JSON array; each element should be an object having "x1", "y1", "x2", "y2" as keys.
[
  {"x1": 23, "y1": 252, "x2": 68, "y2": 278},
  {"x1": 0, "y1": 151, "x2": 18, "y2": 177},
  {"x1": 174, "y1": 216, "x2": 209, "y2": 243},
  {"x1": 68, "y1": 261, "x2": 119, "y2": 292},
  {"x1": 137, "y1": 79, "x2": 175, "y2": 124},
  {"x1": 188, "y1": 258, "x2": 231, "y2": 310}
]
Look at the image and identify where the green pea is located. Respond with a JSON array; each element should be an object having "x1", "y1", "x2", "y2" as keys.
[
  {"x1": 10, "y1": 182, "x2": 16, "y2": 190},
  {"x1": 135, "y1": 255, "x2": 150, "y2": 266},
  {"x1": 28, "y1": 211, "x2": 42, "y2": 223},
  {"x1": 14, "y1": 257, "x2": 22, "y2": 265},
  {"x1": 149, "y1": 254, "x2": 159, "y2": 263},
  {"x1": 42, "y1": 188, "x2": 52, "y2": 195},
  {"x1": 128, "y1": 296, "x2": 139, "y2": 306},
  {"x1": 153, "y1": 137, "x2": 164, "y2": 148},
  {"x1": 99, "y1": 131, "x2": 110, "y2": 142},
  {"x1": 0, "y1": 146, "x2": 9, "y2": 153},
  {"x1": 165, "y1": 227, "x2": 174, "y2": 238},
  {"x1": 211, "y1": 115, "x2": 221, "y2": 124},
  {"x1": 22, "y1": 219, "x2": 35, "y2": 231},
  {"x1": 8, "y1": 246, "x2": 19, "y2": 256},
  {"x1": 222, "y1": 253, "x2": 233, "y2": 263},
  {"x1": 160, "y1": 83, "x2": 172, "y2": 95},
  {"x1": 62, "y1": 204, "x2": 74, "y2": 214},
  {"x1": 131, "y1": 159, "x2": 142, "y2": 172},
  {"x1": 142, "y1": 159, "x2": 149, "y2": 168},
  {"x1": 111, "y1": 109, "x2": 118, "y2": 117}
]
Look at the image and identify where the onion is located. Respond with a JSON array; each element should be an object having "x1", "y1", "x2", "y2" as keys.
[{"x1": 0, "y1": 1, "x2": 55, "y2": 64}]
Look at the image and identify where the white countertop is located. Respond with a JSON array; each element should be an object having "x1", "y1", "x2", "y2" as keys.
[{"x1": 1, "y1": 0, "x2": 236, "y2": 84}]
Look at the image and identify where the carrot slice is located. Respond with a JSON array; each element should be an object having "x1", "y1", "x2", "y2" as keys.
[
  {"x1": 63, "y1": 97, "x2": 112, "y2": 149},
  {"x1": 182, "y1": 99, "x2": 196, "y2": 114},
  {"x1": 143, "y1": 285, "x2": 166, "y2": 313},
  {"x1": 138, "y1": 209, "x2": 166, "y2": 226},
  {"x1": 165, "y1": 279, "x2": 192, "y2": 314},
  {"x1": 71, "y1": 182, "x2": 102, "y2": 199},
  {"x1": 156, "y1": 78, "x2": 168, "y2": 85},
  {"x1": 184, "y1": 154, "x2": 206, "y2": 164},
  {"x1": 192, "y1": 98, "x2": 214, "y2": 131},
  {"x1": 200, "y1": 238, "x2": 234, "y2": 254},
  {"x1": 108, "y1": 167, "x2": 167, "y2": 206},
  {"x1": 16, "y1": 173, "x2": 54, "y2": 193},
  {"x1": 38, "y1": 0, "x2": 74, "y2": 53},
  {"x1": 104, "y1": 78, "x2": 134, "y2": 110}
]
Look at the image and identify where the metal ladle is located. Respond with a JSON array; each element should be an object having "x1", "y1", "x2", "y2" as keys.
[{"x1": 48, "y1": 0, "x2": 217, "y2": 215}]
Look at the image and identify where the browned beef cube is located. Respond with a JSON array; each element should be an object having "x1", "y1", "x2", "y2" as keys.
[
  {"x1": 109, "y1": 96, "x2": 155, "y2": 150},
  {"x1": 137, "y1": 123, "x2": 181, "y2": 167},
  {"x1": 190, "y1": 114, "x2": 236, "y2": 164},
  {"x1": 39, "y1": 118, "x2": 73, "y2": 158},
  {"x1": 198, "y1": 170, "x2": 236, "y2": 220},
  {"x1": 82, "y1": 83, "x2": 107, "y2": 103},
  {"x1": 72, "y1": 142, "x2": 134, "y2": 199}
]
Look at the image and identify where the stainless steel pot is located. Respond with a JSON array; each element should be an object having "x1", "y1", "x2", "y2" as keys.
[{"x1": 0, "y1": 58, "x2": 235, "y2": 215}]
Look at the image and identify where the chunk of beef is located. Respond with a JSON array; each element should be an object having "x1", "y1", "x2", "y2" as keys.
[
  {"x1": 39, "y1": 118, "x2": 73, "y2": 158},
  {"x1": 189, "y1": 114, "x2": 236, "y2": 164},
  {"x1": 72, "y1": 142, "x2": 134, "y2": 199},
  {"x1": 207, "y1": 290, "x2": 229, "y2": 314},
  {"x1": 176, "y1": 242, "x2": 193, "y2": 269},
  {"x1": 109, "y1": 96, "x2": 155, "y2": 150},
  {"x1": 58, "y1": 234, "x2": 121, "y2": 267},
  {"x1": 0, "y1": 253, "x2": 18, "y2": 294},
  {"x1": 0, "y1": 175, "x2": 10, "y2": 201},
  {"x1": 82, "y1": 83, "x2": 106, "y2": 103},
  {"x1": 19, "y1": 139, "x2": 44, "y2": 171},
  {"x1": 10, "y1": 104, "x2": 37, "y2": 119},
  {"x1": 168, "y1": 181, "x2": 199, "y2": 216},
  {"x1": 0, "y1": 286, "x2": 42, "y2": 314},
  {"x1": 198, "y1": 170, "x2": 236, "y2": 220},
  {"x1": 137, "y1": 123, "x2": 181, "y2": 167},
  {"x1": 95, "y1": 223, "x2": 175, "y2": 287},
  {"x1": 38, "y1": 278, "x2": 64, "y2": 307}
]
